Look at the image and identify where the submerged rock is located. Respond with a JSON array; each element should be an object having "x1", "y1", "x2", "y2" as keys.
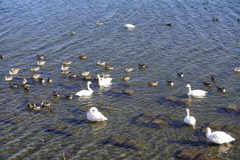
[
  {"x1": 123, "y1": 89, "x2": 135, "y2": 94},
  {"x1": 157, "y1": 96, "x2": 190, "y2": 108},
  {"x1": 174, "y1": 149, "x2": 219, "y2": 160}
]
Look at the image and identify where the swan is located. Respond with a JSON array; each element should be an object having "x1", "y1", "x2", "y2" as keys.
[
  {"x1": 186, "y1": 84, "x2": 207, "y2": 97},
  {"x1": 97, "y1": 74, "x2": 112, "y2": 87},
  {"x1": 75, "y1": 81, "x2": 93, "y2": 96},
  {"x1": 206, "y1": 127, "x2": 235, "y2": 144},
  {"x1": 87, "y1": 107, "x2": 108, "y2": 121},
  {"x1": 124, "y1": 23, "x2": 136, "y2": 28},
  {"x1": 184, "y1": 108, "x2": 196, "y2": 126}
]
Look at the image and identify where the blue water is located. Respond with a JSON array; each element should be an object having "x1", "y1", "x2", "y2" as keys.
[{"x1": 0, "y1": 0, "x2": 240, "y2": 159}]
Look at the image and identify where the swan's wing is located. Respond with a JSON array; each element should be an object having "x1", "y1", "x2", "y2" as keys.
[
  {"x1": 210, "y1": 131, "x2": 235, "y2": 144},
  {"x1": 96, "y1": 111, "x2": 108, "y2": 121}
]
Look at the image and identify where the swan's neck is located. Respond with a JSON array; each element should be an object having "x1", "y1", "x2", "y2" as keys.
[
  {"x1": 188, "y1": 86, "x2": 192, "y2": 93},
  {"x1": 87, "y1": 83, "x2": 93, "y2": 92},
  {"x1": 97, "y1": 75, "x2": 103, "y2": 85},
  {"x1": 186, "y1": 109, "x2": 190, "y2": 117},
  {"x1": 206, "y1": 128, "x2": 211, "y2": 137}
]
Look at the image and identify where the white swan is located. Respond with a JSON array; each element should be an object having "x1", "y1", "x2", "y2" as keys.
[
  {"x1": 184, "y1": 108, "x2": 196, "y2": 126},
  {"x1": 87, "y1": 107, "x2": 108, "y2": 121},
  {"x1": 186, "y1": 84, "x2": 207, "y2": 97},
  {"x1": 75, "y1": 81, "x2": 93, "y2": 96},
  {"x1": 206, "y1": 127, "x2": 235, "y2": 144},
  {"x1": 124, "y1": 24, "x2": 136, "y2": 29},
  {"x1": 97, "y1": 74, "x2": 112, "y2": 87}
]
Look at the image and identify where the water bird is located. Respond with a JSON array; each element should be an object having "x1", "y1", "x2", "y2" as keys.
[
  {"x1": 21, "y1": 78, "x2": 27, "y2": 85},
  {"x1": 71, "y1": 32, "x2": 76, "y2": 35},
  {"x1": 148, "y1": 81, "x2": 158, "y2": 86},
  {"x1": 105, "y1": 65, "x2": 114, "y2": 70},
  {"x1": 53, "y1": 91, "x2": 60, "y2": 98},
  {"x1": 87, "y1": 107, "x2": 108, "y2": 121},
  {"x1": 24, "y1": 86, "x2": 30, "y2": 92},
  {"x1": 27, "y1": 103, "x2": 42, "y2": 110},
  {"x1": 69, "y1": 74, "x2": 77, "y2": 78},
  {"x1": 211, "y1": 75, "x2": 217, "y2": 82},
  {"x1": 96, "y1": 22, "x2": 104, "y2": 25},
  {"x1": 61, "y1": 70, "x2": 71, "y2": 75},
  {"x1": 0, "y1": 55, "x2": 4, "y2": 59},
  {"x1": 167, "y1": 80, "x2": 174, "y2": 86},
  {"x1": 79, "y1": 55, "x2": 87, "y2": 59},
  {"x1": 184, "y1": 108, "x2": 196, "y2": 127},
  {"x1": 47, "y1": 77, "x2": 53, "y2": 83},
  {"x1": 38, "y1": 77, "x2": 45, "y2": 84},
  {"x1": 65, "y1": 94, "x2": 73, "y2": 100},
  {"x1": 4, "y1": 76, "x2": 13, "y2": 81},
  {"x1": 124, "y1": 23, "x2": 136, "y2": 29},
  {"x1": 216, "y1": 86, "x2": 226, "y2": 93},
  {"x1": 212, "y1": 17, "x2": 219, "y2": 21},
  {"x1": 82, "y1": 71, "x2": 90, "y2": 77},
  {"x1": 202, "y1": 82, "x2": 212, "y2": 87},
  {"x1": 186, "y1": 84, "x2": 207, "y2": 97},
  {"x1": 100, "y1": 73, "x2": 110, "y2": 78},
  {"x1": 138, "y1": 64, "x2": 147, "y2": 69},
  {"x1": 40, "y1": 100, "x2": 51, "y2": 107},
  {"x1": 37, "y1": 55, "x2": 45, "y2": 59},
  {"x1": 234, "y1": 67, "x2": 240, "y2": 72},
  {"x1": 63, "y1": 60, "x2": 72, "y2": 65},
  {"x1": 97, "y1": 60, "x2": 106, "y2": 66},
  {"x1": 125, "y1": 68, "x2": 134, "y2": 72},
  {"x1": 206, "y1": 127, "x2": 235, "y2": 144},
  {"x1": 30, "y1": 66, "x2": 40, "y2": 72},
  {"x1": 82, "y1": 75, "x2": 91, "y2": 80},
  {"x1": 61, "y1": 65, "x2": 69, "y2": 71},
  {"x1": 32, "y1": 74, "x2": 41, "y2": 79},
  {"x1": 9, "y1": 68, "x2": 20, "y2": 75},
  {"x1": 75, "y1": 81, "x2": 93, "y2": 96},
  {"x1": 121, "y1": 76, "x2": 130, "y2": 81},
  {"x1": 177, "y1": 72, "x2": 184, "y2": 78},
  {"x1": 9, "y1": 83, "x2": 19, "y2": 88},
  {"x1": 97, "y1": 74, "x2": 112, "y2": 87},
  {"x1": 165, "y1": 23, "x2": 172, "y2": 26},
  {"x1": 37, "y1": 61, "x2": 46, "y2": 66}
]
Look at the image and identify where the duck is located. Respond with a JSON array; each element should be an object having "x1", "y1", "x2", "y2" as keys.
[
  {"x1": 96, "y1": 22, "x2": 104, "y2": 25},
  {"x1": 177, "y1": 72, "x2": 184, "y2": 78},
  {"x1": 82, "y1": 71, "x2": 90, "y2": 77},
  {"x1": 79, "y1": 55, "x2": 88, "y2": 59},
  {"x1": 37, "y1": 55, "x2": 45, "y2": 60},
  {"x1": 69, "y1": 74, "x2": 77, "y2": 78},
  {"x1": 53, "y1": 91, "x2": 60, "y2": 98},
  {"x1": 82, "y1": 75, "x2": 92, "y2": 80},
  {"x1": 61, "y1": 70, "x2": 71, "y2": 75},
  {"x1": 100, "y1": 73, "x2": 110, "y2": 78},
  {"x1": 234, "y1": 67, "x2": 240, "y2": 72},
  {"x1": 212, "y1": 17, "x2": 219, "y2": 21},
  {"x1": 211, "y1": 75, "x2": 217, "y2": 82},
  {"x1": 63, "y1": 60, "x2": 72, "y2": 65},
  {"x1": 105, "y1": 65, "x2": 114, "y2": 70},
  {"x1": 71, "y1": 32, "x2": 76, "y2": 35},
  {"x1": 184, "y1": 108, "x2": 196, "y2": 127},
  {"x1": 30, "y1": 66, "x2": 40, "y2": 72},
  {"x1": 24, "y1": 86, "x2": 30, "y2": 92},
  {"x1": 75, "y1": 81, "x2": 93, "y2": 96},
  {"x1": 138, "y1": 64, "x2": 147, "y2": 69},
  {"x1": 4, "y1": 76, "x2": 13, "y2": 81},
  {"x1": 148, "y1": 81, "x2": 158, "y2": 86},
  {"x1": 47, "y1": 77, "x2": 53, "y2": 83},
  {"x1": 216, "y1": 86, "x2": 226, "y2": 93},
  {"x1": 202, "y1": 82, "x2": 212, "y2": 87},
  {"x1": 21, "y1": 78, "x2": 27, "y2": 85},
  {"x1": 38, "y1": 77, "x2": 45, "y2": 84},
  {"x1": 186, "y1": 84, "x2": 207, "y2": 97},
  {"x1": 37, "y1": 61, "x2": 46, "y2": 66},
  {"x1": 121, "y1": 76, "x2": 130, "y2": 81},
  {"x1": 206, "y1": 127, "x2": 235, "y2": 144},
  {"x1": 87, "y1": 107, "x2": 108, "y2": 121},
  {"x1": 97, "y1": 74, "x2": 112, "y2": 87},
  {"x1": 27, "y1": 103, "x2": 42, "y2": 110},
  {"x1": 40, "y1": 100, "x2": 51, "y2": 107},
  {"x1": 9, "y1": 83, "x2": 19, "y2": 88},
  {"x1": 97, "y1": 60, "x2": 106, "y2": 66},
  {"x1": 9, "y1": 68, "x2": 20, "y2": 75},
  {"x1": 61, "y1": 65, "x2": 69, "y2": 71},
  {"x1": 65, "y1": 94, "x2": 73, "y2": 100},
  {"x1": 167, "y1": 80, "x2": 174, "y2": 86},
  {"x1": 124, "y1": 23, "x2": 136, "y2": 29},
  {"x1": 0, "y1": 55, "x2": 4, "y2": 59},
  {"x1": 125, "y1": 68, "x2": 134, "y2": 72},
  {"x1": 165, "y1": 23, "x2": 172, "y2": 26},
  {"x1": 32, "y1": 74, "x2": 41, "y2": 79}
]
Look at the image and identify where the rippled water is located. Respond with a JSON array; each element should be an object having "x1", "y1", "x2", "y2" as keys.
[{"x1": 0, "y1": 0, "x2": 240, "y2": 159}]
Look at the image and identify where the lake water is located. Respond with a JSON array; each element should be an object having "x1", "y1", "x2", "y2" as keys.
[{"x1": 0, "y1": 0, "x2": 240, "y2": 159}]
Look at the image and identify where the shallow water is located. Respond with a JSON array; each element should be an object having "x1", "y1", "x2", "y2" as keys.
[{"x1": 0, "y1": 0, "x2": 240, "y2": 159}]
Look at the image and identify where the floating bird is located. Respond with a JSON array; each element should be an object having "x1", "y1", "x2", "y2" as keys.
[
  {"x1": 82, "y1": 71, "x2": 90, "y2": 77},
  {"x1": 105, "y1": 65, "x2": 114, "y2": 70},
  {"x1": 100, "y1": 73, "x2": 110, "y2": 78},
  {"x1": 234, "y1": 67, "x2": 240, "y2": 72},
  {"x1": 202, "y1": 82, "x2": 212, "y2": 87},
  {"x1": 186, "y1": 84, "x2": 207, "y2": 97},
  {"x1": 61, "y1": 65, "x2": 69, "y2": 71},
  {"x1": 177, "y1": 72, "x2": 184, "y2": 78},
  {"x1": 32, "y1": 74, "x2": 41, "y2": 79},
  {"x1": 124, "y1": 24, "x2": 136, "y2": 29},
  {"x1": 138, "y1": 64, "x2": 147, "y2": 69},
  {"x1": 63, "y1": 60, "x2": 72, "y2": 65},
  {"x1": 121, "y1": 76, "x2": 130, "y2": 81},
  {"x1": 9, "y1": 68, "x2": 20, "y2": 75},
  {"x1": 216, "y1": 86, "x2": 226, "y2": 93},
  {"x1": 4, "y1": 76, "x2": 13, "y2": 81},
  {"x1": 9, "y1": 83, "x2": 19, "y2": 88},
  {"x1": 212, "y1": 17, "x2": 219, "y2": 21},
  {"x1": 71, "y1": 32, "x2": 76, "y2": 35},
  {"x1": 21, "y1": 78, "x2": 27, "y2": 85},
  {"x1": 79, "y1": 55, "x2": 87, "y2": 59},
  {"x1": 96, "y1": 22, "x2": 104, "y2": 25},
  {"x1": 82, "y1": 75, "x2": 91, "y2": 80},
  {"x1": 148, "y1": 81, "x2": 158, "y2": 86},
  {"x1": 87, "y1": 107, "x2": 108, "y2": 121},
  {"x1": 97, "y1": 74, "x2": 112, "y2": 87},
  {"x1": 53, "y1": 91, "x2": 60, "y2": 98},
  {"x1": 24, "y1": 86, "x2": 30, "y2": 92},
  {"x1": 125, "y1": 68, "x2": 134, "y2": 72},
  {"x1": 30, "y1": 66, "x2": 40, "y2": 72},
  {"x1": 61, "y1": 70, "x2": 71, "y2": 75},
  {"x1": 206, "y1": 127, "x2": 235, "y2": 144},
  {"x1": 38, "y1": 77, "x2": 45, "y2": 84},
  {"x1": 37, "y1": 61, "x2": 46, "y2": 66},
  {"x1": 37, "y1": 55, "x2": 45, "y2": 60},
  {"x1": 75, "y1": 81, "x2": 93, "y2": 96},
  {"x1": 211, "y1": 75, "x2": 217, "y2": 82},
  {"x1": 27, "y1": 103, "x2": 41, "y2": 110},
  {"x1": 165, "y1": 23, "x2": 172, "y2": 26},
  {"x1": 97, "y1": 60, "x2": 106, "y2": 66},
  {"x1": 69, "y1": 74, "x2": 77, "y2": 78},
  {"x1": 47, "y1": 77, "x2": 53, "y2": 83},
  {"x1": 40, "y1": 100, "x2": 51, "y2": 107},
  {"x1": 184, "y1": 108, "x2": 196, "y2": 127},
  {"x1": 167, "y1": 80, "x2": 174, "y2": 86},
  {"x1": 0, "y1": 55, "x2": 4, "y2": 59},
  {"x1": 65, "y1": 94, "x2": 73, "y2": 100}
]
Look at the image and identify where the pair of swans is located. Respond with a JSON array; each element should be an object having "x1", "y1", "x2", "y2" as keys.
[
  {"x1": 75, "y1": 75, "x2": 112, "y2": 96},
  {"x1": 184, "y1": 108, "x2": 235, "y2": 144}
]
